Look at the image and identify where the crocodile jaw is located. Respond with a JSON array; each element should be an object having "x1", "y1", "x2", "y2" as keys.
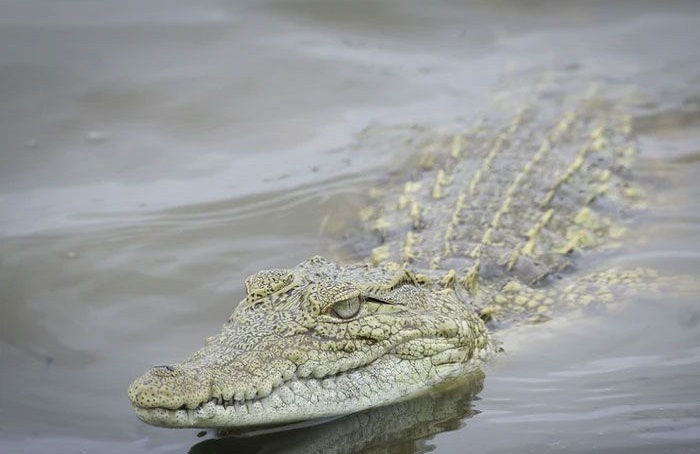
[{"x1": 131, "y1": 350, "x2": 488, "y2": 428}]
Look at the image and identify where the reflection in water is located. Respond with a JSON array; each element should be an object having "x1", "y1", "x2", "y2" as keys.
[{"x1": 190, "y1": 372, "x2": 484, "y2": 454}]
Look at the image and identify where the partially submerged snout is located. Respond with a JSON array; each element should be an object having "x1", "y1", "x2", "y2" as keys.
[
  {"x1": 126, "y1": 299, "x2": 323, "y2": 429},
  {"x1": 128, "y1": 349, "x2": 302, "y2": 428}
]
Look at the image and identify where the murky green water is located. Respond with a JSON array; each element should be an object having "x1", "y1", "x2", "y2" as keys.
[{"x1": 1, "y1": 1, "x2": 699, "y2": 453}]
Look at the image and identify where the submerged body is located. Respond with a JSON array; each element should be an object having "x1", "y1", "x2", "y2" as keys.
[{"x1": 128, "y1": 76, "x2": 647, "y2": 428}]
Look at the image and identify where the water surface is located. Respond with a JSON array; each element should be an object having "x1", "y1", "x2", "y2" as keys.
[{"x1": 1, "y1": 1, "x2": 700, "y2": 453}]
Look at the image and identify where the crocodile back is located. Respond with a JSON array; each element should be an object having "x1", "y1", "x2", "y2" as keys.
[{"x1": 360, "y1": 78, "x2": 641, "y2": 301}]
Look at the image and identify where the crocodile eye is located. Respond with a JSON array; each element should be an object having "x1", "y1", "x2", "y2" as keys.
[{"x1": 330, "y1": 296, "x2": 362, "y2": 319}]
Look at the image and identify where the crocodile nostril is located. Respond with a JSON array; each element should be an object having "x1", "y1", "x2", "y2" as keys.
[{"x1": 154, "y1": 364, "x2": 176, "y2": 372}]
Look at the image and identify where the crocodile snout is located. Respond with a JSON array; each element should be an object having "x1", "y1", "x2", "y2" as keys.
[{"x1": 128, "y1": 364, "x2": 211, "y2": 410}]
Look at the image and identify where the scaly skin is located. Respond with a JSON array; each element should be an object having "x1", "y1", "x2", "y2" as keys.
[
  {"x1": 128, "y1": 75, "x2": 647, "y2": 428},
  {"x1": 190, "y1": 371, "x2": 485, "y2": 454}
]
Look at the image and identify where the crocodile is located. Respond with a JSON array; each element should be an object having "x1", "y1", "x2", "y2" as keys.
[{"x1": 128, "y1": 74, "x2": 654, "y2": 429}]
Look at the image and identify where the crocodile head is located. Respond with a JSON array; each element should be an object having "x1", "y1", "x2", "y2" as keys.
[{"x1": 127, "y1": 256, "x2": 491, "y2": 428}]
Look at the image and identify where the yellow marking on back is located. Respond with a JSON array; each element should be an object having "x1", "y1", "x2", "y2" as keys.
[
  {"x1": 468, "y1": 168, "x2": 485, "y2": 196},
  {"x1": 451, "y1": 134, "x2": 464, "y2": 159},
  {"x1": 402, "y1": 231, "x2": 417, "y2": 263},
  {"x1": 409, "y1": 201, "x2": 422, "y2": 229},
  {"x1": 418, "y1": 145, "x2": 437, "y2": 170},
  {"x1": 463, "y1": 260, "x2": 481, "y2": 295},
  {"x1": 397, "y1": 194, "x2": 409, "y2": 210},
  {"x1": 373, "y1": 217, "x2": 391, "y2": 233},
  {"x1": 404, "y1": 181, "x2": 422, "y2": 194},
  {"x1": 591, "y1": 126, "x2": 607, "y2": 152},
  {"x1": 439, "y1": 269, "x2": 457, "y2": 287},
  {"x1": 370, "y1": 245, "x2": 390, "y2": 266},
  {"x1": 468, "y1": 243, "x2": 484, "y2": 259},
  {"x1": 597, "y1": 169, "x2": 611, "y2": 183},
  {"x1": 520, "y1": 208, "x2": 554, "y2": 257},
  {"x1": 623, "y1": 185, "x2": 646, "y2": 200},
  {"x1": 442, "y1": 192, "x2": 467, "y2": 257},
  {"x1": 480, "y1": 227, "x2": 495, "y2": 246},
  {"x1": 358, "y1": 206, "x2": 376, "y2": 222},
  {"x1": 574, "y1": 206, "x2": 595, "y2": 227},
  {"x1": 432, "y1": 169, "x2": 451, "y2": 199}
]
